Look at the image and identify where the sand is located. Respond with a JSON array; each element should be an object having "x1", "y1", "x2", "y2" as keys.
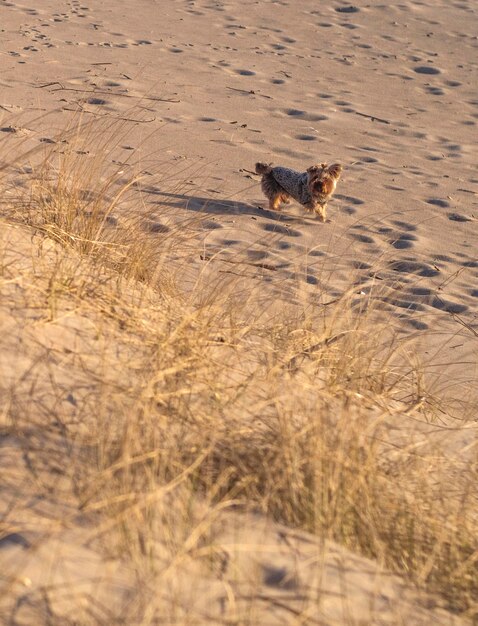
[
  {"x1": 1, "y1": 0, "x2": 477, "y2": 623},
  {"x1": 2, "y1": 0, "x2": 477, "y2": 330}
]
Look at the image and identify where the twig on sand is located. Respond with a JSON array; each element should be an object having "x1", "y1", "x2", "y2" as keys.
[
  {"x1": 200, "y1": 254, "x2": 277, "y2": 272},
  {"x1": 34, "y1": 81, "x2": 65, "y2": 89},
  {"x1": 226, "y1": 86, "x2": 272, "y2": 99},
  {"x1": 34, "y1": 83, "x2": 180, "y2": 102},
  {"x1": 451, "y1": 313, "x2": 478, "y2": 337},
  {"x1": 355, "y1": 111, "x2": 391, "y2": 124},
  {"x1": 62, "y1": 106, "x2": 156, "y2": 123}
]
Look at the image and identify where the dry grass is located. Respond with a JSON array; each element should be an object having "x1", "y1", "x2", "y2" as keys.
[{"x1": 0, "y1": 118, "x2": 477, "y2": 624}]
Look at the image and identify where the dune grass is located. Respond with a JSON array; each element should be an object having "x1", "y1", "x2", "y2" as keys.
[{"x1": 0, "y1": 119, "x2": 477, "y2": 624}]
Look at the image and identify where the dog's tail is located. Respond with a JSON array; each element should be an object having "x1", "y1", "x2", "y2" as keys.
[{"x1": 255, "y1": 162, "x2": 273, "y2": 175}]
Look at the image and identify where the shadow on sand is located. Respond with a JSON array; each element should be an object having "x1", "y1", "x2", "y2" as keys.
[{"x1": 143, "y1": 187, "x2": 316, "y2": 226}]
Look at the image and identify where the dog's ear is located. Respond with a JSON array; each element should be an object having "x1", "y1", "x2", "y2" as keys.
[
  {"x1": 307, "y1": 164, "x2": 322, "y2": 174},
  {"x1": 327, "y1": 163, "x2": 343, "y2": 180}
]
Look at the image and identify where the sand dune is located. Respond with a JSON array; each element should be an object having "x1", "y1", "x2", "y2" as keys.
[{"x1": 1, "y1": 0, "x2": 477, "y2": 623}]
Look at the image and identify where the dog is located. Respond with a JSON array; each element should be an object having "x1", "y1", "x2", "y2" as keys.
[{"x1": 255, "y1": 161, "x2": 343, "y2": 221}]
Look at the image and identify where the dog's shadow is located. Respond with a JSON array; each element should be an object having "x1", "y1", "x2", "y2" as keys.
[
  {"x1": 144, "y1": 188, "x2": 314, "y2": 226},
  {"x1": 142, "y1": 187, "x2": 328, "y2": 287}
]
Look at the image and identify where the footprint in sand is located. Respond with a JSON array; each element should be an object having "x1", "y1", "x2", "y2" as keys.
[
  {"x1": 335, "y1": 194, "x2": 364, "y2": 206},
  {"x1": 145, "y1": 222, "x2": 171, "y2": 234},
  {"x1": 392, "y1": 220, "x2": 417, "y2": 232},
  {"x1": 220, "y1": 239, "x2": 241, "y2": 247},
  {"x1": 304, "y1": 274, "x2": 319, "y2": 285},
  {"x1": 352, "y1": 260, "x2": 372, "y2": 270},
  {"x1": 427, "y1": 198, "x2": 450, "y2": 208},
  {"x1": 351, "y1": 233, "x2": 375, "y2": 244},
  {"x1": 70, "y1": 0, "x2": 89, "y2": 18},
  {"x1": 448, "y1": 212, "x2": 473, "y2": 222},
  {"x1": 52, "y1": 13, "x2": 69, "y2": 22},
  {"x1": 335, "y1": 6, "x2": 360, "y2": 13},
  {"x1": 200, "y1": 220, "x2": 223, "y2": 231},
  {"x1": 284, "y1": 109, "x2": 328, "y2": 122},
  {"x1": 408, "y1": 287, "x2": 433, "y2": 297},
  {"x1": 262, "y1": 223, "x2": 302, "y2": 237},
  {"x1": 430, "y1": 297, "x2": 468, "y2": 314},
  {"x1": 388, "y1": 259, "x2": 440, "y2": 277},
  {"x1": 389, "y1": 233, "x2": 418, "y2": 250},
  {"x1": 0, "y1": 532, "x2": 31, "y2": 550},
  {"x1": 235, "y1": 69, "x2": 256, "y2": 76},
  {"x1": 384, "y1": 298, "x2": 426, "y2": 313},
  {"x1": 408, "y1": 319, "x2": 429, "y2": 331},
  {"x1": 86, "y1": 97, "x2": 109, "y2": 105},
  {"x1": 461, "y1": 259, "x2": 478, "y2": 268},
  {"x1": 426, "y1": 86, "x2": 445, "y2": 96},
  {"x1": 414, "y1": 65, "x2": 441, "y2": 75},
  {"x1": 247, "y1": 250, "x2": 269, "y2": 261},
  {"x1": 295, "y1": 134, "x2": 317, "y2": 141}
]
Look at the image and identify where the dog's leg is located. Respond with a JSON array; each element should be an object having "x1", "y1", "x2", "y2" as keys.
[
  {"x1": 269, "y1": 194, "x2": 282, "y2": 211},
  {"x1": 315, "y1": 204, "x2": 327, "y2": 222}
]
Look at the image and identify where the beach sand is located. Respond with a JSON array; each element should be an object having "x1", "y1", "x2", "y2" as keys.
[{"x1": 1, "y1": 0, "x2": 477, "y2": 623}]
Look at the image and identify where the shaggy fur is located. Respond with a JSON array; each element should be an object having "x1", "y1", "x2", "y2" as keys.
[{"x1": 255, "y1": 161, "x2": 343, "y2": 221}]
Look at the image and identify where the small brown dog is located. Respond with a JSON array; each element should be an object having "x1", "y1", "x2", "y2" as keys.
[{"x1": 255, "y1": 161, "x2": 343, "y2": 221}]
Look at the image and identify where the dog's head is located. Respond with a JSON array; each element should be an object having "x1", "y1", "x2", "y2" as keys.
[{"x1": 307, "y1": 163, "x2": 343, "y2": 202}]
